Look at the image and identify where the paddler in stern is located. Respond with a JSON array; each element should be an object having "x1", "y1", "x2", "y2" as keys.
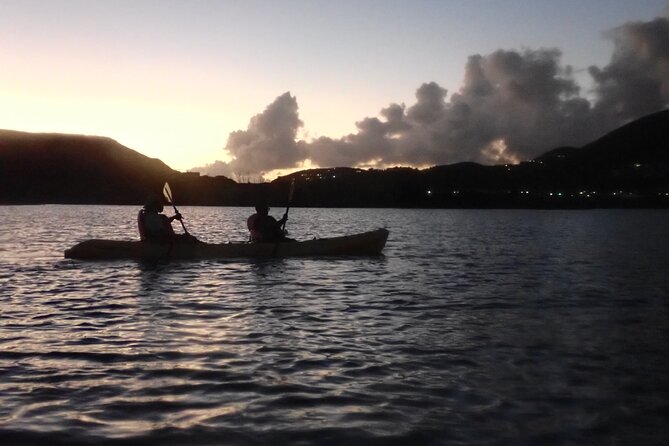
[{"x1": 247, "y1": 202, "x2": 291, "y2": 243}]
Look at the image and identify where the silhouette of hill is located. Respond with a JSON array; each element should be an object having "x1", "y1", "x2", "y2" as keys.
[
  {"x1": 276, "y1": 109, "x2": 669, "y2": 208},
  {"x1": 0, "y1": 131, "x2": 175, "y2": 203},
  {"x1": 0, "y1": 130, "x2": 236, "y2": 205},
  {"x1": 1, "y1": 109, "x2": 668, "y2": 208},
  {"x1": 526, "y1": 109, "x2": 669, "y2": 199}
]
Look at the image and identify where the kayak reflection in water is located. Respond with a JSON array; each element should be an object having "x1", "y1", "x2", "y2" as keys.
[
  {"x1": 247, "y1": 203, "x2": 293, "y2": 243},
  {"x1": 137, "y1": 197, "x2": 197, "y2": 243}
]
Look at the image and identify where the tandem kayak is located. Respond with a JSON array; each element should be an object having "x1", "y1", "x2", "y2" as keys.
[{"x1": 64, "y1": 228, "x2": 389, "y2": 261}]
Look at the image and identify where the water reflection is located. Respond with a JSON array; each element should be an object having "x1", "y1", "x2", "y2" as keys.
[{"x1": 1, "y1": 206, "x2": 668, "y2": 444}]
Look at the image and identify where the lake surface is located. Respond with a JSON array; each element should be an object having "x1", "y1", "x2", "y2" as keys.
[{"x1": 1, "y1": 205, "x2": 668, "y2": 445}]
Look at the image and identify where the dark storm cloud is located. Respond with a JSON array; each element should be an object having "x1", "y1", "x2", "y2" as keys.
[
  {"x1": 194, "y1": 92, "x2": 307, "y2": 179},
  {"x1": 195, "y1": 14, "x2": 669, "y2": 178},
  {"x1": 309, "y1": 48, "x2": 591, "y2": 167},
  {"x1": 589, "y1": 16, "x2": 669, "y2": 127},
  {"x1": 225, "y1": 91, "x2": 307, "y2": 174}
]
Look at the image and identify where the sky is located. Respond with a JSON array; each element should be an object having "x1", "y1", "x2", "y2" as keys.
[{"x1": 1, "y1": 0, "x2": 668, "y2": 180}]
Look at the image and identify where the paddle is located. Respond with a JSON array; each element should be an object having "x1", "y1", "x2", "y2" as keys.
[
  {"x1": 162, "y1": 182, "x2": 189, "y2": 235},
  {"x1": 271, "y1": 178, "x2": 296, "y2": 256},
  {"x1": 281, "y1": 178, "x2": 296, "y2": 232}
]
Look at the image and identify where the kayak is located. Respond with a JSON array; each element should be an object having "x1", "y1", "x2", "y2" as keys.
[{"x1": 64, "y1": 228, "x2": 389, "y2": 261}]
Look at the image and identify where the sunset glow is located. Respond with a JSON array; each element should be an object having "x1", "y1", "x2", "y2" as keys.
[{"x1": 2, "y1": 0, "x2": 668, "y2": 179}]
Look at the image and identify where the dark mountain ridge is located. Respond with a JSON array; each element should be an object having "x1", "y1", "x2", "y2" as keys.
[
  {"x1": 0, "y1": 130, "x2": 240, "y2": 205},
  {"x1": 0, "y1": 130, "x2": 176, "y2": 203},
  {"x1": 278, "y1": 109, "x2": 669, "y2": 207},
  {"x1": 1, "y1": 109, "x2": 667, "y2": 208}
]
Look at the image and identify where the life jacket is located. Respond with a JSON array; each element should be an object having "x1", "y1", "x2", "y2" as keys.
[
  {"x1": 138, "y1": 210, "x2": 148, "y2": 241},
  {"x1": 247, "y1": 214, "x2": 263, "y2": 242},
  {"x1": 247, "y1": 213, "x2": 284, "y2": 242},
  {"x1": 138, "y1": 209, "x2": 174, "y2": 242}
]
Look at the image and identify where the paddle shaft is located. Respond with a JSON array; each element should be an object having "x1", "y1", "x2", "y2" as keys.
[
  {"x1": 281, "y1": 207, "x2": 290, "y2": 232},
  {"x1": 281, "y1": 178, "x2": 296, "y2": 232},
  {"x1": 170, "y1": 202, "x2": 189, "y2": 234},
  {"x1": 272, "y1": 179, "x2": 295, "y2": 256},
  {"x1": 163, "y1": 182, "x2": 189, "y2": 235}
]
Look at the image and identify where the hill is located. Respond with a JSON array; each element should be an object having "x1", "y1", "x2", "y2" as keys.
[
  {"x1": 277, "y1": 109, "x2": 669, "y2": 208},
  {"x1": 1, "y1": 109, "x2": 668, "y2": 208},
  {"x1": 0, "y1": 130, "x2": 237, "y2": 205}
]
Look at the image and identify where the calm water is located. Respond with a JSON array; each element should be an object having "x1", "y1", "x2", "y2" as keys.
[{"x1": 1, "y1": 205, "x2": 668, "y2": 445}]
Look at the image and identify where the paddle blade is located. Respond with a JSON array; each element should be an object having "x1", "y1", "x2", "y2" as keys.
[{"x1": 163, "y1": 182, "x2": 173, "y2": 204}]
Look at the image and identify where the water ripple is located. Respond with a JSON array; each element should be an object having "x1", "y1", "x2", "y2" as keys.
[{"x1": 1, "y1": 206, "x2": 668, "y2": 444}]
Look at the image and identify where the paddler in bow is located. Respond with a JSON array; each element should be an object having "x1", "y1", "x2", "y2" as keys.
[{"x1": 138, "y1": 196, "x2": 195, "y2": 243}]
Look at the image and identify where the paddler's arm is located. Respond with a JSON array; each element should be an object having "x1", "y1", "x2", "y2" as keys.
[{"x1": 278, "y1": 213, "x2": 288, "y2": 227}]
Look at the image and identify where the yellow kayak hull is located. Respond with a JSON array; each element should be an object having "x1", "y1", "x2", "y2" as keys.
[{"x1": 64, "y1": 228, "x2": 389, "y2": 261}]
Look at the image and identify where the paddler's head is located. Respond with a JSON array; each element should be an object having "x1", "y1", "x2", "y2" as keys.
[
  {"x1": 255, "y1": 202, "x2": 269, "y2": 216},
  {"x1": 144, "y1": 196, "x2": 164, "y2": 213}
]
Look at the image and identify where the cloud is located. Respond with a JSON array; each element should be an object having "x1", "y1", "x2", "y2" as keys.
[
  {"x1": 192, "y1": 92, "x2": 307, "y2": 180},
  {"x1": 189, "y1": 160, "x2": 234, "y2": 178},
  {"x1": 193, "y1": 14, "x2": 669, "y2": 179},
  {"x1": 589, "y1": 15, "x2": 669, "y2": 127},
  {"x1": 310, "y1": 48, "x2": 592, "y2": 167}
]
